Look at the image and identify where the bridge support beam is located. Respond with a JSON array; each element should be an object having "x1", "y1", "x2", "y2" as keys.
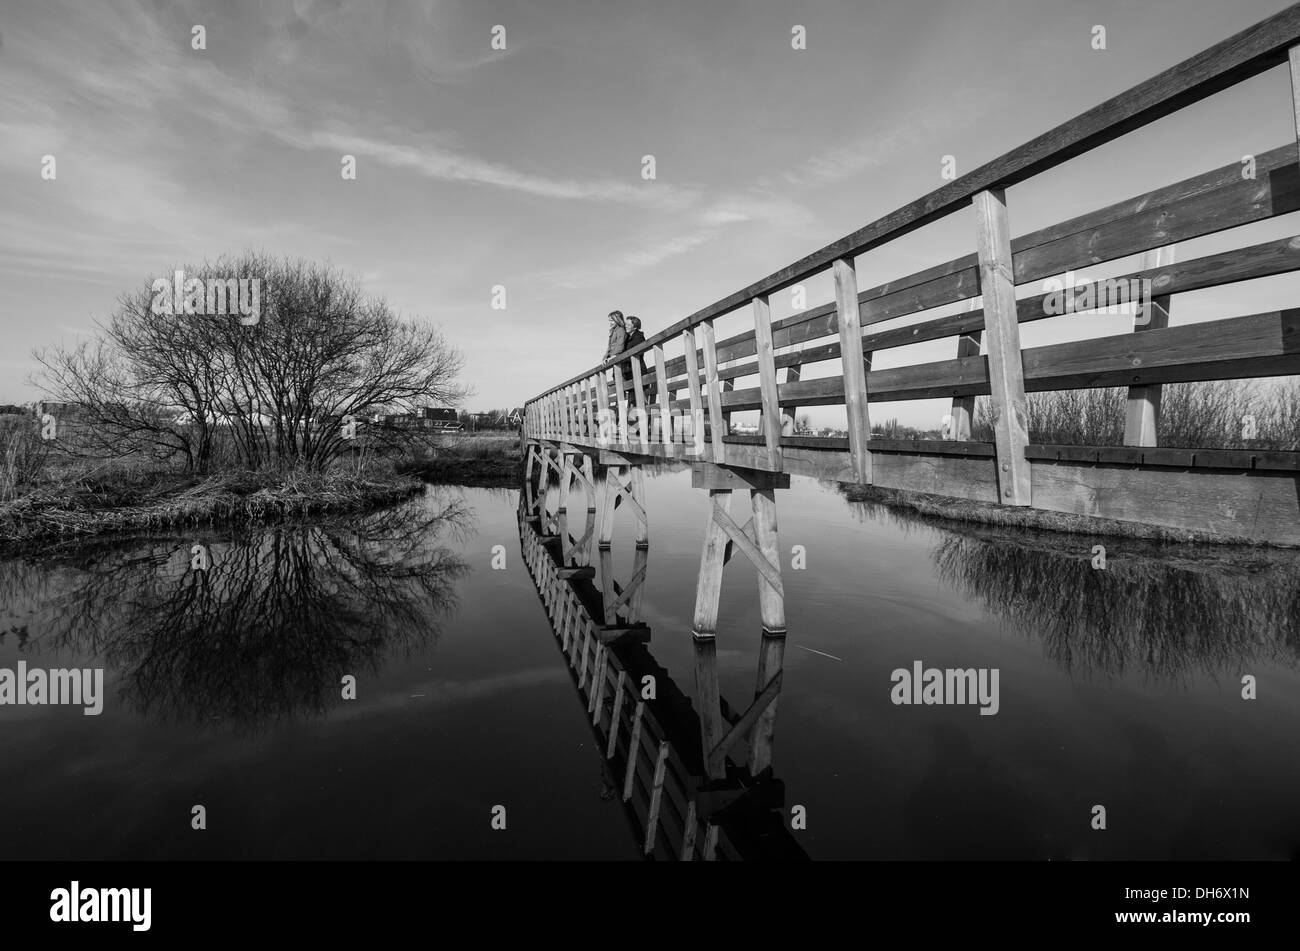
[
  {"x1": 689, "y1": 463, "x2": 790, "y2": 780},
  {"x1": 596, "y1": 454, "x2": 648, "y2": 550}
]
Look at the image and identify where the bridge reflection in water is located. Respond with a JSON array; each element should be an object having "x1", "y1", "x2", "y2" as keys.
[{"x1": 517, "y1": 487, "x2": 807, "y2": 861}]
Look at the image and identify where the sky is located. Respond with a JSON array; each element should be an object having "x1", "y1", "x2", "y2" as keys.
[{"x1": 1, "y1": 0, "x2": 1297, "y2": 427}]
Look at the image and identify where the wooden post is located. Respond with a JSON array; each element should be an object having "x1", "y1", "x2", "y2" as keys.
[
  {"x1": 652, "y1": 344, "x2": 670, "y2": 450},
  {"x1": 644, "y1": 740, "x2": 671, "y2": 856},
  {"x1": 599, "y1": 547, "x2": 618, "y2": 625},
  {"x1": 578, "y1": 619, "x2": 592, "y2": 688},
  {"x1": 595, "y1": 371, "x2": 612, "y2": 447},
  {"x1": 611, "y1": 364, "x2": 629, "y2": 446},
  {"x1": 561, "y1": 386, "x2": 573, "y2": 443},
  {"x1": 973, "y1": 188, "x2": 1031, "y2": 506},
  {"x1": 949, "y1": 331, "x2": 982, "y2": 440},
  {"x1": 557, "y1": 452, "x2": 572, "y2": 514},
  {"x1": 833, "y1": 256, "x2": 872, "y2": 483},
  {"x1": 631, "y1": 357, "x2": 649, "y2": 451},
  {"x1": 680, "y1": 800, "x2": 698, "y2": 861},
  {"x1": 588, "y1": 643, "x2": 606, "y2": 719},
  {"x1": 752, "y1": 294, "x2": 783, "y2": 470},
  {"x1": 606, "y1": 670, "x2": 627, "y2": 759},
  {"x1": 699, "y1": 320, "x2": 727, "y2": 465},
  {"x1": 1124, "y1": 247, "x2": 1173, "y2": 447},
  {"x1": 780, "y1": 364, "x2": 802, "y2": 435},
  {"x1": 597, "y1": 466, "x2": 617, "y2": 548},
  {"x1": 583, "y1": 377, "x2": 596, "y2": 442},
  {"x1": 692, "y1": 488, "x2": 731, "y2": 780},
  {"x1": 1290, "y1": 45, "x2": 1300, "y2": 145},
  {"x1": 628, "y1": 545, "x2": 649, "y2": 621},
  {"x1": 682, "y1": 329, "x2": 706, "y2": 460},
  {"x1": 582, "y1": 455, "x2": 596, "y2": 513},
  {"x1": 702, "y1": 823, "x2": 719, "y2": 861},
  {"x1": 748, "y1": 486, "x2": 785, "y2": 775},
  {"x1": 622, "y1": 700, "x2": 645, "y2": 801},
  {"x1": 630, "y1": 466, "x2": 648, "y2": 549}
]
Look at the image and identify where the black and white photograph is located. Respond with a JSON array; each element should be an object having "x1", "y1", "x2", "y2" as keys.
[{"x1": 0, "y1": 0, "x2": 1297, "y2": 936}]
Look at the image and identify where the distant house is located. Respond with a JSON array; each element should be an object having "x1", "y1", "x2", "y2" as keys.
[
  {"x1": 380, "y1": 407, "x2": 461, "y2": 432},
  {"x1": 0, "y1": 404, "x2": 27, "y2": 416},
  {"x1": 36, "y1": 400, "x2": 96, "y2": 420}
]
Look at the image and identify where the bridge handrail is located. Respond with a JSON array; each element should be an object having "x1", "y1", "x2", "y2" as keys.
[{"x1": 528, "y1": 3, "x2": 1300, "y2": 405}]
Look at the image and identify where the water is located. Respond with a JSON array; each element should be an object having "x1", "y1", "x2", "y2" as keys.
[{"x1": 1, "y1": 472, "x2": 1298, "y2": 860}]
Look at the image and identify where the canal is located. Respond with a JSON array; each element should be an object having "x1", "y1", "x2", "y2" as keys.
[{"x1": 1, "y1": 472, "x2": 1297, "y2": 860}]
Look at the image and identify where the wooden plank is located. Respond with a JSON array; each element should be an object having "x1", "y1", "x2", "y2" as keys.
[
  {"x1": 690, "y1": 462, "x2": 791, "y2": 491},
  {"x1": 974, "y1": 188, "x2": 1031, "y2": 505},
  {"x1": 700, "y1": 320, "x2": 728, "y2": 465},
  {"x1": 1032, "y1": 462, "x2": 1300, "y2": 545},
  {"x1": 661, "y1": 144, "x2": 1298, "y2": 384},
  {"x1": 531, "y1": 5, "x2": 1300, "y2": 401},
  {"x1": 663, "y1": 158, "x2": 1299, "y2": 394},
  {"x1": 711, "y1": 499, "x2": 784, "y2": 597},
  {"x1": 709, "y1": 309, "x2": 1300, "y2": 409},
  {"x1": 833, "y1": 256, "x2": 872, "y2": 484},
  {"x1": 709, "y1": 669, "x2": 783, "y2": 773},
  {"x1": 752, "y1": 294, "x2": 783, "y2": 470}
]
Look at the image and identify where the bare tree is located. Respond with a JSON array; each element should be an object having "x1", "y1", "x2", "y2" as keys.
[{"x1": 34, "y1": 252, "x2": 467, "y2": 472}]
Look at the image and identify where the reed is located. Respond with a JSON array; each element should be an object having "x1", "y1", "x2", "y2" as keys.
[{"x1": 971, "y1": 379, "x2": 1300, "y2": 449}]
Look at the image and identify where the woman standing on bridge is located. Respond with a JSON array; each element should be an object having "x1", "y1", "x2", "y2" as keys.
[{"x1": 603, "y1": 310, "x2": 627, "y2": 361}]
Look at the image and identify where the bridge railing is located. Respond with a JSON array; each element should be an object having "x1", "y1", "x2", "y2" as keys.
[{"x1": 525, "y1": 5, "x2": 1300, "y2": 540}]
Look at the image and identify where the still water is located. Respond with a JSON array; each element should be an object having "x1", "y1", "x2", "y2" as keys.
[{"x1": 1, "y1": 471, "x2": 1298, "y2": 860}]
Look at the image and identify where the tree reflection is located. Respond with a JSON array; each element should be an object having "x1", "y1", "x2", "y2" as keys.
[
  {"x1": 844, "y1": 496, "x2": 1300, "y2": 680},
  {"x1": 0, "y1": 495, "x2": 472, "y2": 729}
]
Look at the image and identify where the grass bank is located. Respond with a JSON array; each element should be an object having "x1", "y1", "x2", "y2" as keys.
[
  {"x1": 838, "y1": 483, "x2": 1280, "y2": 545},
  {"x1": 396, "y1": 431, "x2": 522, "y2": 486},
  {"x1": 0, "y1": 464, "x2": 423, "y2": 548}
]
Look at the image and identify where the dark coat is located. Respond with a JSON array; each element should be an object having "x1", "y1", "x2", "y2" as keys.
[{"x1": 622, "y1": 329, "x2": 648, "y2": 378}]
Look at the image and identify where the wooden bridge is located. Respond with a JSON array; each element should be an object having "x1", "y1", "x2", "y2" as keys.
[{"x1": 520, "y1": 6, "x2": 1300, "y2": 833}]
